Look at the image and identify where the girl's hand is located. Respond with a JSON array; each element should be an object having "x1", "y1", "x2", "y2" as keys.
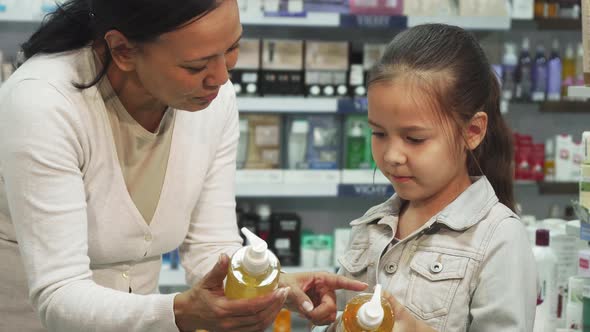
[
  {"x1": 382, "y1": 291, "x2": 437, "y2": 332},
  {"x1": 279, "y1": 272, "x2": 368, "y2": 326},
  {"x1": 173, "y1": 254, "x2": 289, "y2": 332}
]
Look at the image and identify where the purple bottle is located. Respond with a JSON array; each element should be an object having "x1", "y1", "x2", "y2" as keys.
[
  {"x1": 546, "y1": 39, "x2": 562, "y2": 101},
  {"x1": 532, "y1": 44, "x2": 547, "y2": 102}
]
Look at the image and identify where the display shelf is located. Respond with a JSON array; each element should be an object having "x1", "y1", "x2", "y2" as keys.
[
  {"x1": 539, "y1": 101, "x2": 590, "y2": 113},
  {"x1": 241, "y1": 11, "x2": 340, "y2": 26},
  {"x1": 159, "y1": 265, "x2": 337, "y2": 287},
  {"x1": 236, "y1": 183, "x2": 339, "y2": 197},
  {"x1": 534, "y1": 18, "x2": 581, "y2": 30},
  {"x1": 0, "y1": 13, "x2": 510, "y2": 31},
  {"x1": 237, "y1": 96, "x2": 340, "y2": 113},
  {"x1": 512, "y1": 18, "x2": 582, "y2": 30},
  {"x1": 538, "y1": 181, "x2": 578, "y2": 195},
  {"x1": 407, "y1": 16, "x2": 511, "y2": 30},
  {"x1": 569, "y1": 86, "x2": 590, "y2": 100}
]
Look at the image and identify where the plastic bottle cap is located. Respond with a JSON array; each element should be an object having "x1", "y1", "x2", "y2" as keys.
[
  {"x1": 566, "y1": 44, "x2": 574, "y2": 58},
  {"x1": 355, "y1": 86, "x2": 366, "y2": 96},
  {"x1": 240, "y1": 227, "x2": 270, "y2": 276},
  {"x1": 234, "y1": 83, "x2": 243, "y2": 94},
  {"x1": 522, "y1": 38, "x2": 530, "y2": 50},
  {"x1": 323, "y1": 86, "x2": 335, "y2": 96},
  {"x1": 337, "y1": 85, "x2": 348, "y2": 96},
  {"x1": 349, "y1": 122, "x2": 364, "y2": 137},
  {"x1": 246, "y1": 83, "x2": 257, "y2": 94},
  {"x1": 535, "y1": 229, "x2": 550, "y2": 247},
  {"x1": 256, "y1": 204, "x2": 271, "y2": 221},
  {"x1": 292, "y1": 120, "x2": 310, "y2": 134},
  {"x1": 357, "y1": 284, "x2": 384, "y2": 330},
  {"x1": 239, "y1": 119, "x2": 249, "y2": 133},
  {"x1": 310, "y1": 85, "x2": 321, "y2": 96}
]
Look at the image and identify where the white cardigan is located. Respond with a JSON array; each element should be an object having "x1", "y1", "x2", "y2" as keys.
[{"x1": 0, "y1": 48, "x2": 243, "y2": 331}]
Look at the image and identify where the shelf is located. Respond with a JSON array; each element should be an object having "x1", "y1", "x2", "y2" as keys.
[
  {"x1": 407, "y1": 16, "x2": 511, "y2": 30},
  {"x1": 159, "y1": 265, "x2": 337, "y2": 287},
  {"x1": 237, "y1": 96, "x2": 340, "y2": 113},
  {"x1": 539, "y1": 101, "x2": 590, "y2": 113},
  {"x1": 236, "y1": 183, "x2": 339, "y2": 197},
  {"x1": 538, "y1": 181, "x2": 578, "y2": 195},
  {"x1": 569, "y1": 86, "x2": 590, "y2": 100},
  {"x1": 534, "y1": 18, "x2": 581, "y2": 30},
  {"x1": 236, "y1": 96, "x2": 368, "y2": 113},
  {"x1": 512, "y1": 18, "x2": 582, "y2": 30},
  {"x1": 0, "y1": 14, "x2": 510, "y2": 31}
]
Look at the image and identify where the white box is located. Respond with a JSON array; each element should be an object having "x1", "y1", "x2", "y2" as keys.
[
  {"x1": 578, "y1": 249, "x2": 590, "y2": 278},
  {"x1": 511, "y1": 0, "x2": 534, "y2": 19}
]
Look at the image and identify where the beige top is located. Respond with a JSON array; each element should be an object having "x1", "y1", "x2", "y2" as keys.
[
  {"x1": 98, "y1": 78, "x2": 175, "y2": 223},
  {"x1": 0, "y1": 47, "x2": 242, "y2": 331}
]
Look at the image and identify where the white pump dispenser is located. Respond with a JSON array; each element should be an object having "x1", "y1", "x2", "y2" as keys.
[
  {"x1": 357, "y1": 284, "x2": 385, "y2": 330},
  {"x1": 241, "y1": 227, "x2": 270, "y2": 275}
]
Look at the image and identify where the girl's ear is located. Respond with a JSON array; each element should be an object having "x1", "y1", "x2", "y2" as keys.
[{"x1": 465, "y1": 112, "x2": 488, "y2": 151}]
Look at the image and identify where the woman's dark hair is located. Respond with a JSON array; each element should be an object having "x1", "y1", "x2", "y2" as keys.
[
  {"x1": 22, "y1": 0, "x2": 219, "y2": 89},
  {"x1": 368, "y1": 24, "x2": 515, "y2": 211}
]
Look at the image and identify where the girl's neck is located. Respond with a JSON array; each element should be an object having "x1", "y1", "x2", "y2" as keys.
[{"x1": 396, "y1": 173, "x2": 472, "y2": 240}]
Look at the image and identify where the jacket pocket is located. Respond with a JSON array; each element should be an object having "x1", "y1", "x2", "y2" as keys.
[{"x1": 406, "y1": 251, "x2": 469, "y2": 320}]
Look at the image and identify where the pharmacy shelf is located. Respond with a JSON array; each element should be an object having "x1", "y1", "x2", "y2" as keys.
[
  {"x1": 569, "y1": 86, "x2": 590, "y2": 100},
  {"x1": 512, "y1": 18, "x2": 582, "y2": 30},
  {"x1": 534, "y1": 18, "x2": 581, "y2": 30},
  {"x1": 237, "y1": 97, "x2": 367, "y2": 113},
  {"x1": 236, "y1": 183, "x2": 339, "y2": 197},
  {"x1": 407, "y1": 16, "x2": 511, "y2": 30},
  {"x1": 0, "y1": 13, "x2": 510, "y2": 31},
  {"x1": 237, "y1": 96, "x2": 340, "y2": 113},
  {"x1": 539, "y1": 101, "x2": 590, "y2": 113},
  {"x1": 538, "y1": 181, "x2": 578, "y2": 195},
  {"x1": 159, "y1": 265, "x2": 337, "y2": 287}
]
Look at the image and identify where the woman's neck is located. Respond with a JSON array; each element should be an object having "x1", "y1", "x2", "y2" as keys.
[{"x1": 94, "y1": 45, "x2": 167, "y2": 132}]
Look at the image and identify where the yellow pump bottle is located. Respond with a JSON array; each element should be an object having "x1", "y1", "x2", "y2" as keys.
[
  {"x1": 340, "y1": 285, "x2": 394, "y2": 332},
  {"x1": 225, "y1": 227, "x2": 281, "y2": 299}
]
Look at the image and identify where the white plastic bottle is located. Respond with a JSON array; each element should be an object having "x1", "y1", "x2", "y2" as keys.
[
  {"x1": 502, "y1": 43, "x2": 518, "y2": 101},
  {"x1": 533, "y1": 229, "x2": 558, "y2": 332},
  {"x1": 225, "y1": 227, "x2": 281, "y2": 299},
  {"x1": 288, "y1": 119, "x2": 309, "y2": 169},
  {"x1": 237, "y1": 118, "x2": 249, "y2": 168},
  {"x1": 339, "y1": 284, "x2": 394, "y2": 332}
]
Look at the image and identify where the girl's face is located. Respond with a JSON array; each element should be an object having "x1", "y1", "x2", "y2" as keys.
[
  {"x1": 367, "y1": 78, "x2": 472, "y2": 207},
  {"x1": 122, "y1": 0, "x2": 242, "y2": 112}
]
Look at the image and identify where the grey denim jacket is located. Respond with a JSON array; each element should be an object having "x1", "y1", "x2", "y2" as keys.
[{"x1": 334, "y1": 177, "x2": 537, "y2": 331}]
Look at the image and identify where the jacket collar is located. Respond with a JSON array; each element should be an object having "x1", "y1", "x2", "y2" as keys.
[{"x1": 350, "y1": 177, "x2": 506, "y2": 231}]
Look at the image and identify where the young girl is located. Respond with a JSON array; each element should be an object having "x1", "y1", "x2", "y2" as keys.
[{"x1": 329, "y1": 24, "x2": 537, "y2": 331}]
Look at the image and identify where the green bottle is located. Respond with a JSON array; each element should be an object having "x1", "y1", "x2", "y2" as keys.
[{"x1": 346, "y1": 121, "x2": 366, "y2": 169}]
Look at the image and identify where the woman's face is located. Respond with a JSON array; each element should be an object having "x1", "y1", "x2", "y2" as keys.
[{"x1": 132, "y1": 0, "x2": 242, "y2": 111}]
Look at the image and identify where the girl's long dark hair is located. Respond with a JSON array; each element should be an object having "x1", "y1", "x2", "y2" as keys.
[
  {"x1": 368, "y1": 24, "x2": 515, "y2": 211},
  {"x1": 22, "y1": 0, "x2": 219, "y2": 89}
]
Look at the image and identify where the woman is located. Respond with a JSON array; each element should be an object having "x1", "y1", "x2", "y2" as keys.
[{"x1": 0, "y1": 0, "x2": 366, "y2": 331}]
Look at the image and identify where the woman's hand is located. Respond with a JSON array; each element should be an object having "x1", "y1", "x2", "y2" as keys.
[
  {"x1": 382, "y1": 291, "x2": 437, "y2": 332},
  {"x1": 279, "y1": 272, "x2": 368, "y2": 326},
  {"x1": 173, "y1": 254, "x2": 289, "y2": 332}
]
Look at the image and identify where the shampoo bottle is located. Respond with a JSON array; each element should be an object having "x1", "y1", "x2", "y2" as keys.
[
  {"x1": 225, "y1": 227, "x2": 281, "y2": 299},
  {"x1": 339, "y1": 284, "x2": 394, "y2": 332},
  {"x1": 547, "y1": 39, "x2": 562, "y2": 101},
  {"x1": 533, "y1": 229, "x2": 558, "y2": 332},
  {"x1": 346, "y1": 121, "x2": 366, "y2": 169}
]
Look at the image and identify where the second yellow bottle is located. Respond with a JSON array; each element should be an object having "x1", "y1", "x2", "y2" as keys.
[{"x1": 340, "y1": 284, "x2": 394, "y2": 332}]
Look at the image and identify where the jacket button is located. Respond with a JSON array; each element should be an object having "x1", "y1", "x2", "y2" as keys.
[
  {"x1": 385, "y1": 263, "x2": 398, "y2": 274},
  {"x1": 430, "y1": 262, "x2": 443, "y2": 273}
]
